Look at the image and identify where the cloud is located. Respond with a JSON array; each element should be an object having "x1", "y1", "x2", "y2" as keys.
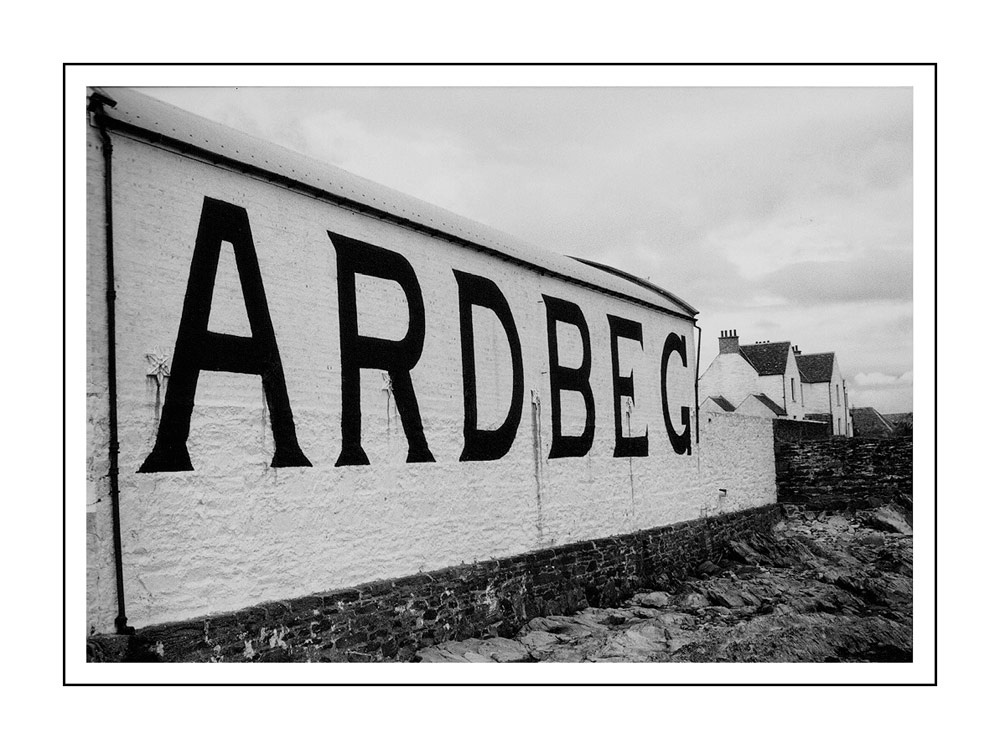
[
  {"x1": 854, "y1": 371, "x2": 913, "y2": 387},
  {"x1": 756, "y1": 250, "x2": 912, "y2": 305},
  {"x1": 138, "y1": 85, "x2": 914, "y2": 414}
]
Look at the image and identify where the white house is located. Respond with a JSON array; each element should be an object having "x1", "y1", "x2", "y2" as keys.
[
  {"x1": 794, "y1": 349, "x2": 853, "y2": 436},
  {"x1": 698, "y1": 331, "x2": 806, "y2": 421}
]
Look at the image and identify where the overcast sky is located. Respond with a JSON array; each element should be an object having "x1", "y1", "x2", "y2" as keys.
[{"x1": 138, "y1": 86, "x2": 913, "y2": 414}]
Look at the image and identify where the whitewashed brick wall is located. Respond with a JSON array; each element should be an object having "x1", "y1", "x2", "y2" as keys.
[{"x1": 87, "y1": 125, "x2": 776, "y2": 632}]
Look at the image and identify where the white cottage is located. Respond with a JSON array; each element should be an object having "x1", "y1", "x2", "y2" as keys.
[
  {"x1": 698, "y1": 331, "x2": 806, "y2": 421},
  {"x1": 794, "y1": 349, "x2": 853, "y2": 436}
]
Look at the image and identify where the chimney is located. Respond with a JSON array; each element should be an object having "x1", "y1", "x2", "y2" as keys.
[
  {"x1": 793, "y1": 345, "x2": 800, "y2": 355},
  {"x1": 719, "y1": 329, "x2": 740, "y2": 354}
]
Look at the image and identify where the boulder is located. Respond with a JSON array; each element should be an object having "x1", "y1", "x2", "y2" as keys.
[
  {"x1": 477, "y1": 637, "x2": 530, "y2": 663},
  {"x1": 417, "y1": 648, "x2": 471, "y2": 663},
  {"x1": 864, "y1": 507, "x2": 912, "y2": 536},
  {"x1": 631, "y1": 591, "x2": 673, "y2": 609},
  {"x1": 519, "y1": 630, "x2": 561, "y2": 657}
]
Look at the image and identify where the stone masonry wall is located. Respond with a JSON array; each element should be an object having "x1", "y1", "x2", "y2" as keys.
[
  {"x1": 773, "y1": 418, "x2": 831, "y2": 443},
  {"x1": 774, "y1": 436, "x2": 912, "y2": 505},
  {"x1": 89, "y1": 504, "x2": 781, "y2": 663}
]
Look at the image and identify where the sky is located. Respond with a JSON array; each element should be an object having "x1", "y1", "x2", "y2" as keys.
[{"x1": 138, "y1": 86, "x2": 913, "y2": 414}]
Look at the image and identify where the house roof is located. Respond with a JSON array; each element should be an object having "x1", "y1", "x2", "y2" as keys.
[
  {"x1": 851, "y1": 406, "x2": 894, "y2": 434},
  {"x1": 739, "y1": 342, "x2": 792, "y2": 376},
  {"x1": 708, "y1": 396, "x2": 736, "y2": 412},
  {"x1": 883, "y1": 412, "x2": 913, "y2": 426},
  {"x1": 795, "y1": 352, "x2": 836, "y2": 383},
  {"x1": 90, "y1": 87, "x2": 697, "y2": 321},
  {"x1": 747, "y1": 393, "x2": 787, "y2": 416}
]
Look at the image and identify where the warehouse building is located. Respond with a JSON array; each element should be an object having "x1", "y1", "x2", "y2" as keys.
[{"x1": 86, "y1": 88, "x2": 778, "y2": 658}]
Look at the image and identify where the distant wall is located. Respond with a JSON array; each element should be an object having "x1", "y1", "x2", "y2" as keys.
[
  {"x1": 773, "y1": 418, "x2": 830, "y2": 443},
  {"x1": 774, "y1": 436, "x2": 913, "y2": 505}
]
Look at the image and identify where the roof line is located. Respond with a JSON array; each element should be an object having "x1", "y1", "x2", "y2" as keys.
[
  {"x1": 92, "y1": 89, "x2": 697, "y2": 324},
  {"x1": 569, "y1": 257, "x2": 698, "y2": 316},
  {"x1": 738, "y1": 349, "x2": 758, "y2": 372}
]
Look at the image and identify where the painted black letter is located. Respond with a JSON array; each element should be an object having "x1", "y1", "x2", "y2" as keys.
[
  {"x1": 455, "y1": 270, "x2": 524, "y2": 461},
  {"x1": 330, "y1": 232, "x2": 434, "y2": 466},
  {"x1": 543, "y1": 295, "x2": 595, "y2": 458},
  {"x1": 139, "y1": 197, "x2": 311, "y2": 472},
  {"x1": 661, "y1": 332, "x2": 692, "y2": 456},
  {"x1": 608, "y1": 315, "x2": 648, "y2": 458}
]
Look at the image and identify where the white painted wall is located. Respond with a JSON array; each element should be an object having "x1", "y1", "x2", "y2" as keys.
[
  {"x1": 756, "y1": 374, "x2": 787, "y2": 415},
  {"x1": 802, "y1": 381, "x2": 830, "y2": 416},
  {"x1": 700, "y1": 397, "x2": 729, "y2": 414},
  {"x1": 829, "y1": 355, "x2": 852, "y2": 435},
  {"x1": 698, "y1": 352, "x2": 758, "y2": 407},
  {"x1": 698, "y1": 411, "x2": 776, "y2": 515},
  {"x1": 780, "y1": 347, "x2": 806, "y2": 420},
  {"x1": 87, "y1": 112, "x2": 776, "y2": 633},
  {"x1": 800, "y1": 355, "x2": 851, "y2": 435},
  {"x1": 734, "y1": 395, "x2": 777, "y2": 420}
]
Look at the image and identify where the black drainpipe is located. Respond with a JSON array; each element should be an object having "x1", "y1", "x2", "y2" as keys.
[
  {"x1": 89, "y1": 91, "x2": 133, "y2": 636},
  {"x1": 693, "y1": 322, "x2": 702, "y2": 444}
]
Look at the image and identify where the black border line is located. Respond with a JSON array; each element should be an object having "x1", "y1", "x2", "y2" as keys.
[{"x1": 65, "y1": 62, "x2": 937, "y2": 687}]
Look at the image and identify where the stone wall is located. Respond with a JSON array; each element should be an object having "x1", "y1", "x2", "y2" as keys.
[
  {"x1": 774, "y1": 436, "x2": 912, "y2": 506},
  {"x1": 773, "y1": 418, "x2": 831, "y2": 443},
  {"x1": 90, "y1": 504, "x2": 781, "y2": 662}
]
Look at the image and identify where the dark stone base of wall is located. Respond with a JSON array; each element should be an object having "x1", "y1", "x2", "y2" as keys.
[{"x1": 88, "y1": 504, "x2": 782, "y2": 663}]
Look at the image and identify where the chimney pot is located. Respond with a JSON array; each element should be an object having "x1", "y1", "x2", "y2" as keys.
[{"x1": 719, "y1": 328, "x2": 740, "y2": 355}]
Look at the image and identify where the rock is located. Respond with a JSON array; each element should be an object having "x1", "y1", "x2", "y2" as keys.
[
  {"x1": 524, "y1": 616, "x2": 560, "y2": 632},
  {"x1": 863, "y1": 507, "x2": 912, "y2": 536},
  {"x1": 697, "y1": 560, "x2": 722, "y2": 576},
  {"x1": 677, "y1": 592, "x2": 711, "y2": 611},
  {"x1": 519, "y1": 630, "x2": 561, "y2": 657},
  {"x1": 728, "y1": 539, "x2": 768, "y2": 566},
  {"x1": 628, "y1": 606, "x2": 661, "y2": 620},
  {"x1": 631, "y1": 591, "x2": 673, "y2": 609},
  {"x1": 591, "y1": 623, "x2": 669, "y2": 660},
  {"x1": 704, "y1": 584, "x2": 745, "y2": 609},
  {"x1": 599, "y1": 609, "x2": 637, "y2": 626},
  {"x1": 417, "y1": 648, "x2": 471, "y2": 663},
  {"x1": 442, "y1": 638, "x2": 484, "y2": 656},
  {"x1": 655, "y1": 611, "x2": 694, "y2": 627},
  {"x1": 477, "y1": 637, "x2": 530, "y2": 663},
  {"x1": 552, "y1": 622, "x2": 599, "y2": 641},
  {"x1": 568, "y1": 608, "x2": 619, "y2": 633},
  {"x1": 823, "y1": 515, "x2": 852, "y2": 533},
  {"x1": 461, "y1": 651, "x2": 496, "y2": 663}
]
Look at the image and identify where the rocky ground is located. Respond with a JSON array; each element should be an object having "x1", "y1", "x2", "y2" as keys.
[{"x1": 416, "y1": 503, "x2": 913, "y2": 663}]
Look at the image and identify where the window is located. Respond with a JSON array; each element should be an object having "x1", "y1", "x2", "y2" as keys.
[
  {"x1": 791, "y1": 378, "x2": 796, "y2": 401},
  {"x1": 836, "y1": 383, "x2": 841, "y2": 405},
  {"x1": 838, "y1": 417, "x2": 842, "y2": 434}
]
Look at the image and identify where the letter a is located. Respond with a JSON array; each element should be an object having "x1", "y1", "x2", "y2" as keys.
[{"x1": 139, "y1": 197, "x2": 312, "y2": 472}]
